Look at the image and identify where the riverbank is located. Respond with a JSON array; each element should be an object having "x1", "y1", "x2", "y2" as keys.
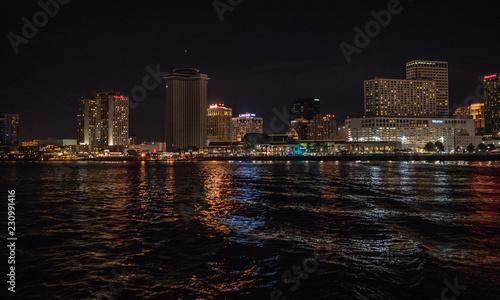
[
  {"x1": 202, "y1": 154, "x2": 500, "y2": 162},
  {"x1": 2, "y1": 154, "x2": 500, "y2": 162}
]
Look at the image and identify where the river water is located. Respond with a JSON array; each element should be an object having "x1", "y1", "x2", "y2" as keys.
[{"x1": 0, "y1": 161, "x2": 499, "y2": 299}]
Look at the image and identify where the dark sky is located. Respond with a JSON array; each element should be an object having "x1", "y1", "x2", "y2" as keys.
[{"x1": 1, "y1": 0, "x2": 499, "y2": 142}]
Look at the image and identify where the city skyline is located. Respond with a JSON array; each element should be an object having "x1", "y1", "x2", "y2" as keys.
[
  {"x1": 4, "y1": 61, "x2": 499, "y2": 145},
  {"x1": 2, "y1": 2, "x2": 500, "y2": 299},
  {"x1": 2, "y1": 1, "x2": 500, "y2": 142}
]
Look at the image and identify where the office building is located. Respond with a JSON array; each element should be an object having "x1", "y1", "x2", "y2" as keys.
[
  {"x1": 77, "y1": 90, "x2": 129, "y2": 146},
  {"x1": 484, "y1": 73, "x2": 500, "y2": 134},
  {"x1": 207, "y1": 103, "x2": 232, "y2": 142},
  {"x1": 290, "y1": 97, "x2": 320, "y2": 120},
  {"x1": 164, "y1": 68, "x2": 209, "y2": 151},
  {"x1": 0, "y1": 113, "x2": 19, "y2": 147},
  {"x1": 345, "y1": 116, "x2": 482, "y2": 152},
  {"x1": 231, "y1": 113, "x2": 263, "y2": 141},
  {"x1": 406, "y1": 60, "x2": 449, "y2": 117},
  {"x1": 364, "y1": 78, "x2": 437, "y2": 117}
]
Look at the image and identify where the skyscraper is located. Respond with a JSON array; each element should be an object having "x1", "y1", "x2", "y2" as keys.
[
  {"x1": 164, "y1": 68, "x2": 209, "y2": 151},
  {"x1": 77, "y1": 90, "x2": 129, "y2": 146},
  {"x1": 290, "y1": 98, "x2": 320, "y2": 120},
  {"x1": 207, "y1": 103, "x2": 232, "y2": 142},
  {"x1": 364, "y1": 78, "x2": 437, "y2": 117},
  {"x1": 484, "y1": 73, "x2": 500, "y2": 134},
  {"x1": 0, "y1": 113, "x2": 19, "y2": 147},
  {"x1": 406, "y1": 60, "x2": 449, "y2": 117}
]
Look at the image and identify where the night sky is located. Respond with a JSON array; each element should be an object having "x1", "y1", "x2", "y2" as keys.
[{"x1": 2, "y1": 0, "x2": 499, "y2": 142}]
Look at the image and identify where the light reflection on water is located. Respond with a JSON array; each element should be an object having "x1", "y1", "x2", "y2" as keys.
[{"x1": 0, "y1": 161, "x2": 499, "y2": 299}]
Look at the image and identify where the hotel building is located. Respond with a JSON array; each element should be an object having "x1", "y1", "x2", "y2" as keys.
[
  {"x1": 77, "y1": 90, "x2": 129, "y2": 146},
  {"x1": 345, "y1": 117, "x2": 482, "y2": 152},
  {"x1": 207, "y1": 103, "x2": 232, "y2": 142},
  {"x1": 231, "y1": 113, "x2": 263, "y2": 141},
  {"x1": 289, "y1": 114, "x2": 339, "y2": 141},
  {"x1": 289, "y1": 118, "x2": 309, "y2": 140},
  {"x1": 164, "y1": 68, "x2": 209, "y2": 151},
  {"x1": 0, "y1": 113, "x2": 19, "y2": 147},
  {"x1": 350, "y1": 60, "x2": 482, "y2": 152},
  {"x1": 307, "y1": 114, "x2": 338, "y2": 140},
  {"x1": 484, "y1": 73, "x2": 500, "y2": 134},
  {"x1": 406, "y1": 60, "x2": 449, "y2": 117},
  {"x1": 364, "y1": 78, "x2": 437, "y2": 117}
]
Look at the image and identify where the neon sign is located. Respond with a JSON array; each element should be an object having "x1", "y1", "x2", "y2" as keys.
[{"x1": 484, "y1": 74, "x2": 497, "y2": 79}]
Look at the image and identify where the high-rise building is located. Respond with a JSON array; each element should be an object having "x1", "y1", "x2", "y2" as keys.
[
  {"x1": 231, "y1": 113, "x2": 263, "y2": 141},
  {"x1": 77, "y1": 90, "x2": 129, "y2": 146},
  {"x1": 164, "y1": 68, "x2": 209, "y2": 151},
  {"x1": 406, "y1": 60, "x2": 449, "y2": 117},
  {"x1": 289, "y1": 118, "x2": 309, "y2": 140},
  {"x1": 289, "y1": 114, "x2": 339, "y2": 141},
  {"x1": 0, "y1": 113, "x2": 19, "y2": 147},
  {"x1": 307, "y1": 114, "x2": 338, "y2": 140},
  {"x1": 290, "y1": 97, "x2": 320, "y2": 120},
  {"x1": 453, "y1": 103, "x2": 485, "y2": 134},
  {"x1": 207, "y1": 103, "x2": 232, "y2": 142},
  {"x1": 364, "y1": 78, "x2": 437, "y2": 117},
  {"x1": 484, "y1": 73, "x2": 500, "y2": 134}
]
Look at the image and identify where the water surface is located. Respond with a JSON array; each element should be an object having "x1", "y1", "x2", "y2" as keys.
[{"x1": 0, "y1": 161, "x2": 499, "y2": 299}]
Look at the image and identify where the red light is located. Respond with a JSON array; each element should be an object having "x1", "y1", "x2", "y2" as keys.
[
  {"x1": 114, "y1": 95, "x2": 124, "y2": 99},
  {"x1": 484, "y1": 74, "x2": 497, "y2": 79}
]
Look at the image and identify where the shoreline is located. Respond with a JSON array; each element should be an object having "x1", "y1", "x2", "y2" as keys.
[
  {"x1": 2, "y1": 154, "x2": 500, "y2": 162},
  {"x1": 201, "y1": 154, "x2": 500, "y2": 162}
]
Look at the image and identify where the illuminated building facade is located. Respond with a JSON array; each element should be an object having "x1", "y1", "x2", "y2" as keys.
[
  {"x1": 484, "y1": 73, "x2": 500, "y2": 134},
  {"x1": 346, "y1": 117, "x2": 482, "y2": 152},
  {"x1": 364, "y1": 78, "x2": 437, "y2": 117},
  {"x1": 164, "y1": 68, "x2": 209, "y2": 151},
  {"x1": 289, "y1": 118, "x2": 309, "y2": 140},
  {"x1": 77, "y1": 90, "x2": 129, "y2": 146},
  {"x1": 453, "y1": 106, "x2": 470, "y2": 119},
  {"x1": 453, "y1": 103, "x2": 485, "y2": 134},
  {"x1": 406, "y1": 60, "x2": 449, "y2": 117},
  {"x1": 290, "y1": 97, "x2": 320, "y2": 120},
  {"x1": 307, "y1": 114, "x2": 338, "y2": 140},
  {"x1": 231, "y1": 113, "x2": 263, "y2": 141},
  {"x1": 207, "y1": 103, "x2": 232, "y2": 142},
  {"x1": 0, "y1": 113, "x2": 19, "y2": 147}
]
